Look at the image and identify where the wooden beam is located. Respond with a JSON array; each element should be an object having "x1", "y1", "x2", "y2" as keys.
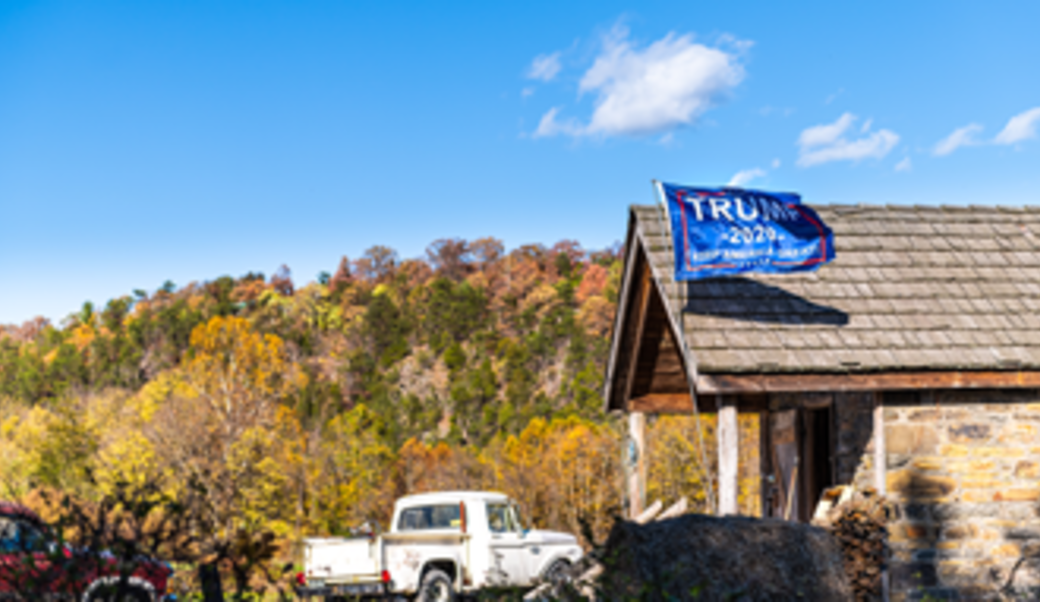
[
  {"x1": 603, "y1": 217, "x2": 643, "y2": 412},
  {"x1": 629, "y1": 393, "x2": 697, "y2": 413},
  {"x1": 697, "y1": 370, "x2": 1040, "y2": 394},
  {"x1": 627, "y1": 412, "x2": 647, "y2": 519},
  {"x1": 717, "y1": 396, "x2": 739, "y2": 516},
  {"x1": 623, "y1": 267, "x2": 653, "y2": 404}
]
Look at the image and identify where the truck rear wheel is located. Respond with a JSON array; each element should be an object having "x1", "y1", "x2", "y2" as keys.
[{"x1": 417, "y1": 569, "x2": 454, "y2": 602}]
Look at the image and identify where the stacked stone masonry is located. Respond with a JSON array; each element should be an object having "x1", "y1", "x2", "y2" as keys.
[{"x1": 878, "y1": 389, "x2": 1040, "y2": 601}]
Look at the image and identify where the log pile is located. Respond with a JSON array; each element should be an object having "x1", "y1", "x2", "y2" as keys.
[{"x1": 812, "y1": 486, "x2": 889, "y2": 602}]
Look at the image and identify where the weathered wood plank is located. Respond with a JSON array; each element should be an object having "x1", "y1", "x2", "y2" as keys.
[
  {"x1": 697, "y1": 370, "x2": 1040, "y2": 393},
  {"x1": 718, "y1": 397, "x2": 739, "y2": 516},
  {"x1": 623, "y1": 268, "x2": 652, "y2": 403},
  {"x1": 646, "y1": 371, "x2": 690, "y2": 394},
  {"x1": 629, "y1": 393, "x2": 698, "y2": 413}
]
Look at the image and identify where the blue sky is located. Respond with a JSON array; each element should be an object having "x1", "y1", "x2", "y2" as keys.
[{"x1": 2, "y1": 1, "x2": 1039, "y2": 324}]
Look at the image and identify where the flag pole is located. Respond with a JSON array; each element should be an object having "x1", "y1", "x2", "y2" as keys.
[{"x1": 650, "y1": 180, "x2": 717, "y2": 514}]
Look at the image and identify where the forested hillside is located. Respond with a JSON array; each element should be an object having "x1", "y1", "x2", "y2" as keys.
[
  {"x1": 0, "y1": 237, "x2": 757, "y2": 595},
  {"x1": 2, "y1": 239, "x2": 616, "y2": 429}
]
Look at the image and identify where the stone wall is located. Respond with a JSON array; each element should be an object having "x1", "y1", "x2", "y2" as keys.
[
  {"x1": 834, "y1": 391, "x2": 877, "y2": 490},
  {"x1": 881, "y1": 389, "x2": 1040, "y2": 601}
]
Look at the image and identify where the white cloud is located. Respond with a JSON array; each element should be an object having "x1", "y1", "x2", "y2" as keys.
[
  {"x1": 527, "y1": 52, "x2": 562, "y2": 82},
  {"x1": 933, "y1": 123, "x2": 983, "y2": 156},
  {"x1": 728, "y1": 168, "x2": 766, "y2": 187},
  {"x1": 534, "y1": 25, "x2": 746, "y2": 138},
  {"x1": 894, "y1": 157, "x2": 912, "y2": 172},
  {"x1": 994, "y1": 107, "x2": 1040, "y2": 145},
  {"x1": 533, "y1": 107, "x2": 582, "y2": 138},
  {"x1": 521, "y1": 87, "x2": 535, "y2": 98},
  {"x1": 771, "y1": 158, "x2": 781, "y2": 169},
  {"x1": 798, "y1": 113, "x2": 856, "y2": 148},
  {"x1": 796, "y1": 113, "x2": 899, "y2": 167}
]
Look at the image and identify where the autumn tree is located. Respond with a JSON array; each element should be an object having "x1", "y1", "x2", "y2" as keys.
[
  {"x1": 148, "y1": 316, "x2": 307, "y2": 597},
  {"x1": 353, "y1": 246, "x2": 398, "y2": 283},
  {"x1": 426, "y1": 238, "x2": 472, "y2": 282}
]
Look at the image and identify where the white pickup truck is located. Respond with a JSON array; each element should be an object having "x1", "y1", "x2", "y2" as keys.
[{"x1": 296, "y1": 491, "x2": 583, "y2": 601}]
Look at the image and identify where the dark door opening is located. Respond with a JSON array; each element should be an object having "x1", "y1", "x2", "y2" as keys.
[
  {"x1": 798, "y1": 406, "x2": 834, "y2": 523},
  {"x1": 765, "y1": 405, "x2": 835, "y2": 522}
]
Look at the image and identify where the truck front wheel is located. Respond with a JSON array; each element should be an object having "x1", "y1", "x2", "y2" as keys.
[
  {"x1": 417, "y1": 569, "x2": 454, "y2": 602},
  {"x1": 543, "y1": 559, "x2": 572, "y2": 597}
]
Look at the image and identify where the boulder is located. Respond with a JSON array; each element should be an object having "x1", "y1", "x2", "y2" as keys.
[{"x1": 596, "y1": 513, "x2": 852, "y2": 602}]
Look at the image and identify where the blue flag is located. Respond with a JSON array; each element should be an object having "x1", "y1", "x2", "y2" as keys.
[{"x1": 660, "y1": 182, "x2": 835, "y2": 281}]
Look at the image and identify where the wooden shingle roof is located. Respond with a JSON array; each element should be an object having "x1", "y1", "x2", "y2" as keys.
[{"x1": 605, "y1": 203, "x2": 1040, "y2": 411}]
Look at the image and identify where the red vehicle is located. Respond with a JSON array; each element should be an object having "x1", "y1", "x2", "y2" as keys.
[{"x1": 0, "y1": 502, "x2": 173, "y2": 601}]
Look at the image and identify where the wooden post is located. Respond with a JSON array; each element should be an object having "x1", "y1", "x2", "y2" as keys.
[
  {"x1": 717, "y1": 395, "x2": 738, "y2": 515},
  {"x1": 873, "y1": 392, "x2": 889, "y2": 602},
  {"x1": 759, "y1": 409, "x2": 770, "y2": 518},
  {"x1": 628, "y1": 411, "x2": 647, "y2": 519},
  {"x1": 873, "y1": 393, "x2": 886, "y2": 494}
]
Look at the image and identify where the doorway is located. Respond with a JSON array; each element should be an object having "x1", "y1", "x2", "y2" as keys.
[{"x1": 765, "y1": 404, "x2": 834, "y2": 522}]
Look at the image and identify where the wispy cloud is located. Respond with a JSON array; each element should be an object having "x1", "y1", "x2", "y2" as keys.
[
  {"x1": 994, "y1": 107, "x2": 1040, "y2": 146},
  {"x1": 527, "y1": 52, "x2": 562, "y2": 82},
  {"x1": 933, "y1": 124, "x2": 983, "y2": 156},
  {"x1": 796, "y1": 113, "x2": 899, "y2": 167},
  {"x1": 728, "y1": 167, "x2": 766, "y2": 187},
  {"x1": 758, "y1": 106, "x2": 794, "y2": 117},
  {"x1": 798, "y1": 113, "x2": 856, "y2": 148},
  {"x1": 533, "y1": 25, "x2": 747, "y2": 138},
  {"x1": 533, "y1": 107, "x2": 581, "y2": 138},
  {"x1": 894, "y1": 157, "x2": 912, "y2": 172}
]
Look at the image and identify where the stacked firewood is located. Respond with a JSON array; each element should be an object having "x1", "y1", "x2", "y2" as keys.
[{"x1": 812, "y1": 487, "x2": 889, "y2": 602}]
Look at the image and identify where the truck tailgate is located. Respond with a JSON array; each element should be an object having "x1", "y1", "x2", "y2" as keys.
[{"x1": 304, "y1": 537, "x2": 379, "y2": 582}]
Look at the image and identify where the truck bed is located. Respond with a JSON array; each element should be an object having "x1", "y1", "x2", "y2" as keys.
[{"x1": 302, "y1": 532, "x2": 471, "y2": 596}]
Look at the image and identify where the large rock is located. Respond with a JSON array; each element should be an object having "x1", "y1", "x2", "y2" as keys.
[{"x1": 597, "y1": 513, "x2": 852, "y2": 602}]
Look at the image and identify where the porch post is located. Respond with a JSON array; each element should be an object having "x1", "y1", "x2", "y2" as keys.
[
  {"x1": 873, "y1": 392, "x2": 886, "y2": 494},
  {"x1": 628, "y1": 411, "x2": 647, "y2": 518},
  {"x1": 718, "y1": 395, "x2": 739, "y2": 515},
  {"x1": 874, "y1": 392, "x2": 890, "y2": 602}
]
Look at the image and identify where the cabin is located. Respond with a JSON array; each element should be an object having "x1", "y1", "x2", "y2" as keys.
[{"x1": 605, "y1": 202, "x2": 1040, "y2": 600}]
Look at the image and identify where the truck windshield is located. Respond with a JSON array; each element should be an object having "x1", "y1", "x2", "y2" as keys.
[
  {"x1": 397, "y1": 504, "x2": 462, "y2": 531},
  {"x1": 486, "y1": 503, "x2": 518, "y2": 533}
]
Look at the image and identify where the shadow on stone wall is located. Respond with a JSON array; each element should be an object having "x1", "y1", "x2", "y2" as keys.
[
  {"x1": 882, "y1": 391, "x2": 1040, "y2": 601},
  {"x1": 1001, "y1": 502, "x2": 1040, "y2": 598},
  {"x1": 888, "y1": 471, "x2": 946, "y2": 600}
]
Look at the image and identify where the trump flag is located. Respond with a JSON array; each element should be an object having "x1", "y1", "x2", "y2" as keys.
[{"x1": 660, "y1": 182, "x2": 835, "y2": 281}]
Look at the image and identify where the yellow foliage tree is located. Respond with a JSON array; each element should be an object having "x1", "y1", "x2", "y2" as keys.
[
  {"x1": 310, "y1": 404, "x2": 395, "y2": 534},
  {"x1": 646, "y1": 414, "x2": 760, "y2": 517},
  {"x1": 146, "y1": 316, "x2": 308, "y2": 596},
  {"x1": 485, "y1": 416, "x2": 622, "y2": 545}
]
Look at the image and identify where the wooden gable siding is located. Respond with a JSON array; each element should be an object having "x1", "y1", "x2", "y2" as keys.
[{"x1": 606, "y1": 241, "x2": 690, "y2": 411}]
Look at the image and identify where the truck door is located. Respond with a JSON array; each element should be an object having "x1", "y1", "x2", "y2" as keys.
[{"x1": 485, "y1": 503, "x2": 527, "y2": 586}]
